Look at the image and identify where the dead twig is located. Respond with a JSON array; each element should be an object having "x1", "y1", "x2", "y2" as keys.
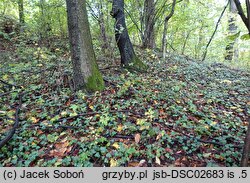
[
  {"x1": 158, "y1": 122, "x2": 243, "y2": 149},
  {"x1": 0, "y1": 79, "x2": 21, "y2": 88}
]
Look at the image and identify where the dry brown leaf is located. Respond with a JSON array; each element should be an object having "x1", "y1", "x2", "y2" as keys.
[
  {"x1": 49, "y1": 140, "x2": 71, "y2": 157},
  {"x1": 134, "y1": 133, "x2": 141, "y2": 144},
  {"x1": 156, "y1": 133, "x2": 162, "y2": 140},
  {"x1": 165, "y1": 147, "x2": 173, "y2": 153},
  {"x1": 128, "y1": 161, "x2": 139, "y2": 167},
  {"x1": 155, "y1": 157, "x2": 161, "y2": 165},
  {"x1": 138, "y1": 159, "x2": 147, "y2": 167}
]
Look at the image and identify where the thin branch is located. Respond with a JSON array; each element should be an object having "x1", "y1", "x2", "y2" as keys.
[
  {"x1": 233, "y1": 0, "x2": 250, "y2": 33},
  {"x1": 0, "y1": 79, "x2": 21, "y2": 88},
  {"x1": 86, "y1": 1, "x2": 100, "y2": 23},
  {"x1": 202, "y1": 1, "x2": 230, "y2": 61},
  {"x1": 124, "y1": 7, "x2": 143, "y2": 35},
  {"x1": 158, "y1": 122, "x2": 243, "y2": 149}
]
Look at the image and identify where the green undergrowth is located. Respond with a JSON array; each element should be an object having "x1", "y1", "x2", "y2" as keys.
[{"x1": 0, "y1": 45, "x2": 249, "y2": 167}]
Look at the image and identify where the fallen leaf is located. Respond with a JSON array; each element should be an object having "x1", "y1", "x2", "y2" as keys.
[
  {"x1": 156, "y1": 133, "x2": 162, "y2": 140},
  {"x1": 138, "y1": 159, "x2": 147, "y2": 167},
  {"x1": 155, "y1": 157, "x2": 161, "y2": 165},
  {"x1": 203, "y1": 153, "x2": 211, "y2": 158},
  {"x1": 30, "y1": 117, "x2": 39, "y2": 123},
  {"x1": 112, "y1": 142, "x2": 120, "y2": 149},
  {"x1": 165, "y1": 148, "x2": 173, "y2": 153},
  {"x1": 134, "y1": 133, "x2": 141, "y2": 144},
  {"x1": 110, "y1": 158, "x2": 117, "y2": 167},
  {"x1": 117, "y1": 124, "x2": 123, "y2": 132},
  {"x1": 128, "y1": 161, "x2": 139, "y2": 167}
]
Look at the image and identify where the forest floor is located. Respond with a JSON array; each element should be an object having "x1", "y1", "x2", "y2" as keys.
[{"x1": 0, "y1": 38, "x2": 249, "y2": 167}]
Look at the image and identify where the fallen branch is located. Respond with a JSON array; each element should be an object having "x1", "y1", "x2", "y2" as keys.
[
  {"x1": 158, "y1": 122, "x2": 243, "y2": 149},
  {"x1": 100, "y1": 65, "x2": 119, "y2": 71},
  {"x1": 0, "y1": 79, "x2": 21, "y2": 88},
  {"x1": 0, "y1": 91, "x2": 13, "y2": 97},
  {"x1": 103, "y1": 134, "x2": 134, "y2": 139},
  {"x1": 0, "y1": 92, "x2": 22, "y2": 149},
  {"x1": 103, "y1": 78, "x2": 117, "y2": 87}
]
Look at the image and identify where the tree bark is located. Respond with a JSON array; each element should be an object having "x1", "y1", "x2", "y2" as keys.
[
  {"x1": 233, "y1": 0, "x2": 250, "y2": 34},
  {"x1": 181, "y1": 30, "x2": 191, "y2": 55},
  {"x1": 162, "y1": 0, "x2": 177, "y2": 59},
  {"x1": 66, "y1": 0, "x2": 104, "y2": 91},
  {"x1": 241, "y1": 121, "x2": 250, "y2": 166},
  {"x1": 225, "y1": 0, "x2": 239, "y2": 61},
  {"x1": 111, "y1": 0, "x2": 147, "y2": 71},
  {"x1": 97, "y1": 0, "x2": 109, "y2": 51},
  {"x1": 18, "y1": 0, "x2": 25, "y2": 25},
  {"x1": 142, "y1": 0, "x2": 156, "y2": 49}
]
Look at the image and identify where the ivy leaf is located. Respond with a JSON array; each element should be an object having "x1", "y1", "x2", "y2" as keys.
[{"x1": 47, "y1": 134, "x2": 59, "y2": 143}]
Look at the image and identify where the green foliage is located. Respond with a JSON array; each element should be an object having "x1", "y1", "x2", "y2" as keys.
[
  {"x1": 0, "y1": 45, "x2": 248, "y2": 167},
  {"x1": 240, "y1": 34, "x2": 250, "y2": 40},
  {"x1": 0, "y1": 0, "x2": 249, "y2": 167},
  {"x1": 226, "y1": 31, "x2": 240, "y2": 41}
]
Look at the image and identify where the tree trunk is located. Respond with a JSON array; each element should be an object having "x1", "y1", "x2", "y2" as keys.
[
  {"x1": 162, "y1": 20, "x2": 168, "y2": 59},
  {"x1": 162, "y1": 0, "x2": 177, "y2": 59},
  {"x1": 142, "y1": 0, "x2": 156, "y2": 49},
  {"x1": 181, "y1": 30, "x2": 191, "y2": 55},
  {"x1": 66, "y1": 0, "x2": 104, "y2": 91},
  {"x1": 202, "y1": 1, "x2": 229, "y2": 61},
  {"x1": 233, "y1": 0, "x2": 250, "y2": 34},
  {"x1": 18, "y1": 0, "x2": 25, "y2": 32},
  {"x1": 18, "y1": 0, "x2": 25, "y2": 25},
  {"x1": 111, "y1": 0, "x2": 147, "y2": 71},
  {"x1": 97, "y1": 0, "x2": 109, "y2": 51},
  {"x1": 225, "y1": 0, "x2": 238, "y2": 61},
  {"x1": 241, "y1": 121, "x2": 250, "y2": 166}
]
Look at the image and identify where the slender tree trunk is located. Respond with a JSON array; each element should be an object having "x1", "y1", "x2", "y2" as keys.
[
  {"x1": 111, "y1": 0, "x2": 147, "y2": 71},
  {"x1": 181, "y1": 30, "x2": 191, "y2": 55},
  {"x1": 162, "y1": 21, "x2": 168, "y2": 59},
  {"x1": 233, "y1": 0, "x2": 250, "y2": 34},
  {"x1": 247, "y1": 0, "x2": 250, "y2": 34},
  {"x1": 225, "y1": 0, "x2": 238, "y2": 61},
  {"x1": 18, "y1": 0, "x2": 25, "y2": 32},
  {"x1": 66, "y1": 0, "x2": 104, "y2": 91},
  {"x1": 142, "y1": 0, "x2": 156, "y2": 49},
  {"x1": 162, "y1": 0, "x2": 177, "y2": 59},
  {"x1": 241, "y1": 121, "x2": 250, "y2": 166},
  {"x1": 18, "y1": 0, "x2": 24, "y2": 25},
  {"x1": 195, "y1": 24, "x2": 204, "y2": 59},
  {"x1": 39, "y1": 0, "x2": 46, "y2": 39},
  {"x1": 202, "y1": 1, "x2": 229, "y2": 61},
  {"x1": 97, "y1": 1, "x2": 109, "y2": 51},
  {"x1": 136, "y1": 0, "x2": 145, "y2": 43}
]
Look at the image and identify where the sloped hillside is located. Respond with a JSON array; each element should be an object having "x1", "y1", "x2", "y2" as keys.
[{"x1": 0, "y1": 45, "x2": 249, "y2": 167}]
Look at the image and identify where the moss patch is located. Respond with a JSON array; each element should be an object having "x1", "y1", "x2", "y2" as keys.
[
  {"x1": 125, "y1": 56, "x2": 148, "y2": 72},
  {"x1": 85, "y1": 65, "x2": 105, "y2": 92}
]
